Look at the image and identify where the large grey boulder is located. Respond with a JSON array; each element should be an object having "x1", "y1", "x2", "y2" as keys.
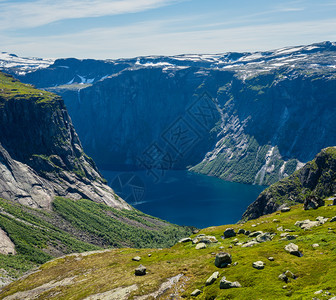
[
  {"x1": 215, "y1": 252, "x2": 232, "y2": 268},
  {"x1": 248, "y1": 231, "x2": 263, "y2": 238},
  {"x1": 256, "y1": 232, "x2": 273, "y2": 243},
  {"x1": 252, "y1": 261, "x2": 265, "y2": 270},
  {"x1": 285, "y1": 243, "x2": 301, "y2": 257},
  {"x1": 192, "y1": 235, "x2": 218, "y2": 244},
  {"x1": 135, "y1": 265, "x2": 146, "y2": 276},
  {"x1": 179, "y1": 237, "x2": 192, "y2": 243},
  {"x1": 205, "y1": 271, "x2": 219, "y2": 286},
  {"x1": 219, "y1": 276, "x2": 241, "y2": 289},
  {"x1": 295, "y1": 219, "x2": 319, "y2": 230},
  {"x1": 223, "y1": 228, "x2": 236, "y2": 238}
]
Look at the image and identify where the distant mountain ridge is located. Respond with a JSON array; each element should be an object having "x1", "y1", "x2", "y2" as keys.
[{"x1": 2, "y1": 41, "x2": 336, "y2": 185}]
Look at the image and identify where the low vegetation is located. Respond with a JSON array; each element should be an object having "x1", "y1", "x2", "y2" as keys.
[
  {"x1": 1, "y1": 200, "x2": 336, "y2": 299},
  {"x1": 0, "y1": 197, "x2": 192, "y2": 281}
]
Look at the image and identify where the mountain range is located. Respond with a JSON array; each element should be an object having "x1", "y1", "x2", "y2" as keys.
[{"x1": 2, "y1": 41, "x2": 336, "y2": 185}]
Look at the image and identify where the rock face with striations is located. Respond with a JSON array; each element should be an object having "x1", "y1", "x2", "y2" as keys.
[
  {"x1": 3, "y1": 42, "x2": 336, "y2": 186},
  {"x1": 242, "y1": 147, "x2": 336, "y2": 221},
  {"x1": 0, "y1": 72, "x2": 129, "y2": 210}
]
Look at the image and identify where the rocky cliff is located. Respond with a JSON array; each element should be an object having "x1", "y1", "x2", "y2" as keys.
[
  {"x1": 242, "y1": 147, "x2": 336, "y2": 220},
  {"x1": 0, "y1": 72, "x2": 129, "y2": 210},
  {"x1": 2, "y1": 41, "x2": 336, "y2": 185}
]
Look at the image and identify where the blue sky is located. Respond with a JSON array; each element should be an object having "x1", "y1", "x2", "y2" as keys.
[{"x1": 1, "y1": 0, "x2": 336, "y2": 59}]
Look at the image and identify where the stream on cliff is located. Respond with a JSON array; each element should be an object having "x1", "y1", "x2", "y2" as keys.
[{"x1": 101, "y1": 170, "x2": 265, "y2": 228}]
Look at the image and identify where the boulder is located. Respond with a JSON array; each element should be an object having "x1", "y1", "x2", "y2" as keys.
[
  {"x1": 195, "y1": 243, "x2": 207, "y2": 250},
  {"x1": 330, "y1": 216, "x2": 336, "y2": 222},
  {"x1": 215, "y1": 252, "x2": 232, "y2": 268},
  {"x1": 284, "y1": 243, "x2": 301, "y2": 257},
  {"x1": 281, "y1": 207, "x2": 291, "y2": 213},
  {"x1": 192, "y1": 235, "x2": 218, "y2": 244},
  {"x1": 278, "y1": 273, "x2": 288, "y2": 283},
  {"x1": 219, "y1": 277, "x2": 241, "y2": 289},
  {"x1": 268, "y1": 257, "x2": 274, "y2": 261},
  {"x1": 241, "y1": 241, "x2": 258, "y2": 248},
  {"x1": 312, "y1": 243, "x2": 320, "y2": 248},
  {"x1": 244, "y1": 230, "x2": 251, "y2": 236},
  {"x1": 304, "y1": 195, "x2": 325, "y2": 210},
  {"x1": 252, "y1": 261, "x2": 265, "y2": 270},
  {"x1": 132, "y1": 256, "x2": 141, "y2": 262},
  {"x1": 316, "y1": 216, "x2": 329, "y2": 224},
  {"x1": 191, "y1": 289, "x2": 201, "y2": 297},
  {"x1": 334, "y1": 198, "x2": 336, "y2": 206},
  {"x1": 238, "y1": 229, "x2": 246, "y2": 234},
  {"x1": 223, "y1": 228, "x2": 236, "y2": 238},
  {"x1": 248, "y1": 231, "x2": 263, "y2": 238},
  {"x1": 295, "y1": 219, "x2": 319, "y2": 230},
  {"x1": 285, "y1": 270, "x2": 296, "y2": 279},
  {"x1": 135, "y1": 264, "x2": 146, "y2": 276},
  {"x1": 179, "y1": 237, "x2": 192, "y2": 243},
  {"x1": 205, "y1": 271, "x2": 219, "y2": 286},
  {"x1": 256, "y1": 232, "x2": 273, "y2": 243}
]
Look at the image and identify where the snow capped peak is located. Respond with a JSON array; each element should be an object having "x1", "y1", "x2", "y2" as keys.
[{"x1": 0, "y1": 52, "x2": 54, "y2": 75}]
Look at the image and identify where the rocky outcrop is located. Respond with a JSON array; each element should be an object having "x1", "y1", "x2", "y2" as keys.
[
  {"x1": 0, "y1": 227, "x2": 16, "y2": 255},
  {"x1": 242, "y1": 147, "x2": 336, "y2": 220},
  {"x1": 0, "y1": 72, "x2": 129, "y2": 210},
  {"x1": 3, "y1": 42, "x2": 336, "y2": 185}
]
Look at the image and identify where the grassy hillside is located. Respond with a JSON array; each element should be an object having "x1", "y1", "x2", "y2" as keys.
[
  {"x1": 1, "y1": 199, "x2": 335, "y2": 299},
  {"x1": 0, "y1": 197, "x2": 192, "y2": 282}
]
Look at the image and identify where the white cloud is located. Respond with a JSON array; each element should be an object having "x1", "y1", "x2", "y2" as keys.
[
  {"x1": 3, "y1": 18, "x2": 336, "y2": 59},
  {"x1": 0, "y1": 0, "x2": 183, "y2": 29}
]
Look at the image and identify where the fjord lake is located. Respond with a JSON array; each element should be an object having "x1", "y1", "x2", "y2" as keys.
[{"x1": 101, "y1": 170, "x2": 265, "y2": 228}]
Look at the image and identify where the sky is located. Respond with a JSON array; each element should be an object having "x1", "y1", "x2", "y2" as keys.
[{"x1": 0, "y1": 0, "x2": 336, "y2": 59}]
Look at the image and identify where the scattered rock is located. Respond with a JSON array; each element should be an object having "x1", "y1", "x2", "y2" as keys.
[
  {"x1": 215, "y1": 252, "x2": 232, "y2": 268},
  {"x1": 244, "y1": 230, "x2": 251, "y2": 236},
  {"x1": 195, "y1": 243, "x2": 207, "y2": 250},
  {"x1": 148, "y1": 254, "x2": 152, "y2": 257},
  {"x1": 330, "y1": 216, "x2": 336, "y2": 222},
  {"x1": 278, "y1": 273, "x2": 288, "y2": 283},
  {"x1": 193, "y1": 235, "x2": 218, "y2": 244},
  {"x1": 205, "y1": 271, "x2": 219, "y2": 286},
  {"x1": 268, "y1": 257, "x2": 274, "y2": 261},
  {"x1": 334, "y1": 198, "x2": 336, "y2": 206},
  {"x1": 256, "y1": 232, "x2": 273, "y2": 243},
  {"x1": 193, "y1": 229, "x2": 200, "y2": 234},
  {"x1": 281, "y1": 207, "x2": 291, "y2": 213},
  {"x1": 285, "y1": 243, "x2": 302, "y2": 257},
  {"x1": 314, "y1": 290, "x2": 323, "y2": 295},
  {"x1": 295, "y1": 219, "x2": 320, "y2": 230},
  {"x1": 304, "y1": 195, "x2": 325, "y2": 210},
  {"x1": 285, "y1": 270, "x2": 296, "y2": 279},
  {"x1": 224, "y1": 228, "x2": 236, "y2": 238},
  {"x1": 251, "y1": 224, "x2": 257, "y2": 227},
  {"x1": 252, "y1": 261, "x2": 265, "y2": 270},
  {"x1": 242, "y1": 241, "x2": 259, "y2": 248},
  {"x1": 135, "y1": 265, "x2": 146, "y2": 276},
  {"x1": 191, "y1": 289, "x2": 201, "y2": 297},
  {"x1": 132, "y1": 256, "x2": 141, "y2": 262},
  {"x1": 316, "y1": 216, "x2": 328, "y2": 224},
  {"x1": 248, "y1": 231, "x2": 263, "y2": 238},
  {"x1": 232, "y1": 238, "x2": 239, "y2": 244},
  {"x1": 232, "y1": 262, "x2": 238, "y2": 266},
  {"x1": 179, "y1": 238, "x2": 192, "y2": 243},
  {"x1": 219, "y1": 277, "x2": 241, "y2": 289},
  {"x1": 238, "y1": 229, "x2": 246, "y2": 234},
  {"x1": 273, "y1": 219, "x2": 280, "y2": 223},
  {"x1": 312, "y1": 243, "x2": 320, "y2": 248}
]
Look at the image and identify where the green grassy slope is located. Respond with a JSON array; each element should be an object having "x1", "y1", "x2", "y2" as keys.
[
  {"x1": 0, "y1": 198, "x2": 192, "y2": 281},
  {"x1": 1, "y1": 200, "x2": 335, "y2": 299}
]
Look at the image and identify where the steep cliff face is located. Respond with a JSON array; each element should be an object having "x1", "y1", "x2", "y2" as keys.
[
  {"x1": 2, "y1": 42, "x2": 336, "y2": 185},
  {"x1": 242, "y1": 147, "x2": 336, "y2": 220},
  {"x1": 0, "y1": 72, "x2": 129, "y2": 210}
]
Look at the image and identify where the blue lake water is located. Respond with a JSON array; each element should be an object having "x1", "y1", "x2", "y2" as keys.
[{"x1": 101, "y1": 170, "x2": 265, "y2": 229}]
